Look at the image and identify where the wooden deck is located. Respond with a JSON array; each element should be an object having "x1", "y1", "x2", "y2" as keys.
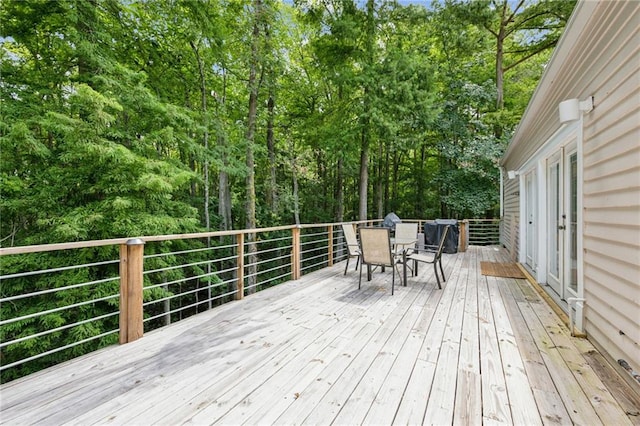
[{"x1": 1, "y1": 246, "x2": 638, "y2": 425}]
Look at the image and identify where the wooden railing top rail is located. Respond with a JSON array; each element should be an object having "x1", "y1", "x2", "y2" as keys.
[
  {"x1": 0, "y1": 220, "x2": 380, "y2": 256},
  {"x1": 1, "y1": 218, "x2": 487, "y2": 256}
]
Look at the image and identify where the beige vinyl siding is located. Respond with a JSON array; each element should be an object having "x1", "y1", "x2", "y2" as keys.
[
  {"x1": 501, "y1": 178, "x2": 520, "y2": 257},
  {"x1": 581, "y1": 8, "x2": 640, "y2": 374}
]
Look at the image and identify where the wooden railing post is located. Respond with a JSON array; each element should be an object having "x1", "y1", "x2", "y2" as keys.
[
  {"x1": 119, "y1": 238, "x2": 144, "y2": 344},
  {"x1": 459, "y1": 220, "x2": 468, "y2": 252},
  {"x1": 328, "y1": 225, "x2": 334, "y2": 267},
  {"x1": 236, "y1": 233, "x2": 244, "y2": 300},
  {"x1": 292, "y1": 227, "x2": 301, "y2": 280}
]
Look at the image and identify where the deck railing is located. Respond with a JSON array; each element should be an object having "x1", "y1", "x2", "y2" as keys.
[
  {"x1": 0, "y1": 218, "x2": 483, "y2": 382},
  {"x1": 466, "y1": 218, "x2": 501, "y2": 246}
]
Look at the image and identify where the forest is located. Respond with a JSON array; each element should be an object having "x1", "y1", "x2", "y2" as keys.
[
  {"x1": 0, "y1": 0, "x2": 575, "y2": 381},
  {"x1": 0, "y1": 0, "x2": 576, "y2": 244}
]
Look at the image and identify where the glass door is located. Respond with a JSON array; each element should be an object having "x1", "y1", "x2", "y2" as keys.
[
  {"x1": 566, "y1": 151, "x2": 579, "y2": 298},
  {"x1": 525, "y1": 171, "x2": 537, "y2": 271},
  {"x1": 547, "y1": 152, "x2": 562, "y2": 295},
  {"x1": 545, "y1": 147, "x2": 579, "y2": 301}
]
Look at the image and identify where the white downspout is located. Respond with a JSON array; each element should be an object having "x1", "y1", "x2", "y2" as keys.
[
  {"x1": 575, "y1": 96, "x2": 592, "y2": 332},
  {"x1": 567, "y1": 297, "x2": 586, "y2": 336}
]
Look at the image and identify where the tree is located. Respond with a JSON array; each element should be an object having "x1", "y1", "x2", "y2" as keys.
[{"x1": 447, "y1": 0, "x2": 575, "y2": 111}]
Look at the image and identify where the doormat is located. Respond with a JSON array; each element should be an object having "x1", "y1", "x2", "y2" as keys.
[{"x1": 480, "y1": 261, "x2": 526, "y2": 279}]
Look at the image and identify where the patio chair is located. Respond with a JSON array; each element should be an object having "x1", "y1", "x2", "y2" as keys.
[
  {"x1": 341, "y1": 223, "x2": 361, "y2": 275},
  {"x1": 393, "y1": 222, "x2": 419, "y2": 281},
  {"x1": 404, "y1": 225, "x2": 450, "y2": 289},
  {"x1": 393, "y1": 223, "x2": 418, "y2": 255},
  {"x1": 358, "y1": 227, "x2": 398, "y2": 295}
]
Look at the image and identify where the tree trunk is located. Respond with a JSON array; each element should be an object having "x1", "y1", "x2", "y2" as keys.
[
  {"x1": 358, "y1": 128, "x2": 369, "y2": 221},
  {"x1": 266, "y1": 89, "x2": 277, "y2": 211},
  {"x1": 335, "y1": 157, "x2": 344, "y2": 222},
  {"x1": 359, "y1": 0, "x2": 376, "y2": 222},
  {"x1": 496, "y1": 25, "x2": 505, "y2": 110},
  {"x1": 190, "y1": 40, "x2": 212, "y2": 309},
  {"x1": 190, "y1": 41, "x2": 210, "y2": 232},
  {"x1": 390, "y1": 149, "x2": 397, "y2": 214},
  {"x1": 375, "y1": 140, "x2": 384, "y2": 219},
  {"x1": 245, "y1": 0, "x2": 262, "y2": 295},
  {"x1": 217, "y1": 71, "x2": 232, "y2": 231},
  {"x1": 291, "y1": 138, "x2": 300, "y2": 226},
  {"x1": 335, "y1": 84, "x2": 345, "y2": 222}
]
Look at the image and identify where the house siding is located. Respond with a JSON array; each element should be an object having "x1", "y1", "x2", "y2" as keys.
[
  {"x1": 500, "y1": 0, "x2": 640, "y2": 388},
  {"x1": 501, "y1": 179, "x2": 520, "y2": 257},
  {"x1": 581, "y1": 11, "x2": 640, "y2": 375}
]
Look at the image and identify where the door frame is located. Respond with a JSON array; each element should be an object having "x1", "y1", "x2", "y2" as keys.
[
  {"x1": 524, "y1": 170, "x2": 537, "y2": 272},
  {"x1": 546, "y1": 149, "x2": 563, "y2": 295},
  {"x1": 544, "y1": 140, "x2": 579, "y2": 301}
]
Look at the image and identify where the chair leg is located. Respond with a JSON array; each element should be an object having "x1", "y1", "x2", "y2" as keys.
[
  {"x1": 413, "y1": 260, "x2": 418, "y2": 277},
  {"x1": 344, "y1": 256, "x2": 350, "y2": 275},
  {"x1": 358, "y1": 262, "x2": 363, "y2": 290},
  {"x1": 391, "y1": 264, "x2": 395, "y2": 295},
  {"x1": 439, "y1": 258, "x2": 446, "y2": 282},
  {"x1": 355, "y1": 255, "x2": 360, "y2": 271},
  {"x1": 433, "y1": 262, "x2": 442, "y2": 289},
  {"x1": 402, "y1": 259, "x2": 407, "y2": 287},
  {"x1": 403, "y1": 253, "x2": 407, "y2": 286}
]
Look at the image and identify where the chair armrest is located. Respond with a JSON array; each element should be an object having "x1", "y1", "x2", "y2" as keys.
[{"x1": 407, "y1": 244, "x2": 438, "y2": 254}]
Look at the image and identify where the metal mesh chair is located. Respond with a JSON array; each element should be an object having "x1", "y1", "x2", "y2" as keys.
[
  {"x1": 358, "y1": 227, "x2": 398, "y2": 295},
  {"x1": 393, "y1": 223, "x2": 418, "y2": 255},
  {"x1": 404, "y1": 225, "x2": 450, "y2": 289},
  {"x1": 341, "y1": 224, "x2": 361, "y2": 275}
]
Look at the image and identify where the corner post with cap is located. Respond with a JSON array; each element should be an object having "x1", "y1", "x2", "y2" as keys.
[{"x1": 119, "y1": 238, "x2": 145, "y2": 344}]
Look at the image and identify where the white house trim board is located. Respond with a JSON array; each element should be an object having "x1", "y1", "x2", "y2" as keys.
[
  {"x1": 536, "y1": 160, "x2": 547, "y2": 287},
  {"x1": 574, "y1": 113, "x2": 585, "y2": 330}
]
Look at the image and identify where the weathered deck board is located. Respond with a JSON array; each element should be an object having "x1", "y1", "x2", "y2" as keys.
[
  {"x1": 534, "y1": 304, "x2": 633, "y2": 425},
  {"x1": 517, "y1": 297, "x2": 603, "y2": 424},
  {"x1": 453, "y1": 244, "x2": 482, "y2": 425},
  {"x1": 477, "y1": 249, "x2": 512, "y2": 425},
  {"x1": 79, "y1": 273, "x2": 386, "y2": 425},
  {"x1": 392, "y1": 252, "x2": 462, "y2": 425},
  {"x1": 422, "y1": 252, "x2": 467, "y2": 424},
  {"x1": 1, "y1": 246, "x2": 638, "y2": 425},
  {"x1": 498, "y1": 277, "x2": 573, "y2": 425}
]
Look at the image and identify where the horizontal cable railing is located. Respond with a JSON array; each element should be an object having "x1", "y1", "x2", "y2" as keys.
[
  {"x1": 300, "y1": 227, "x2": 331, "y2": 274},
  {"x1": 0, "y1": 251, "x2": 122, "y2": 378},
  {"x1": 141, "y1": 238, "x2": 241, "y2": 331},
  {"x1": 467, "y1": 219, "x2": 501, "y2": 245},
  {"x1": 0, "y1": 222, "x2": 369, "y2": 382},
  {"x1": 0, "y1": 218, "x2": 497, "y2": 383}
]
